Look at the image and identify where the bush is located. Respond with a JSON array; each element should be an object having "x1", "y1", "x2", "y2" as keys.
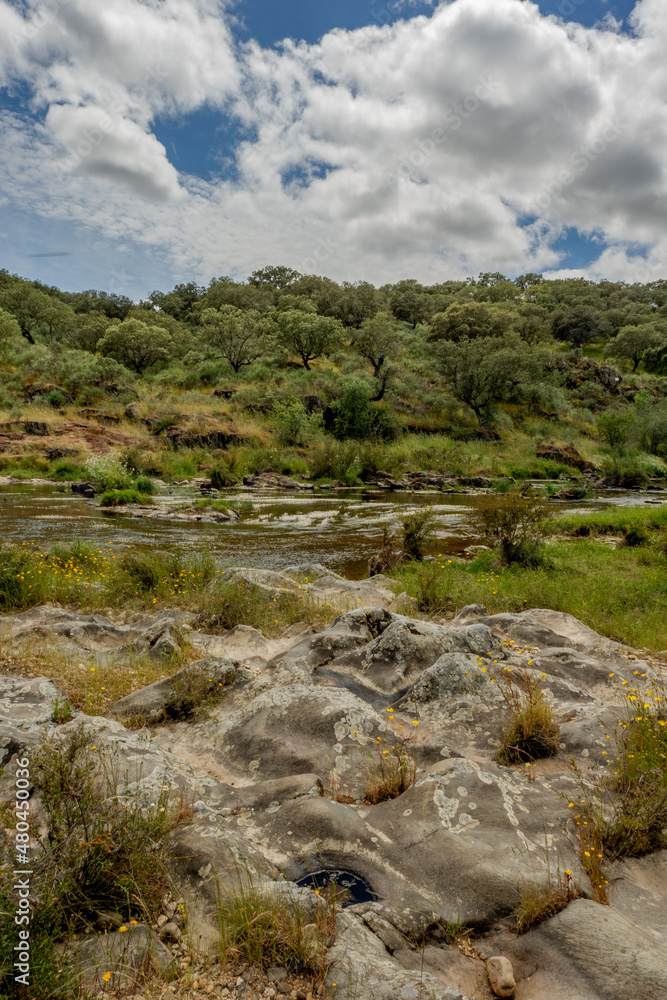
[
  {"x1": 209, "y1": 452, "x2": 245, "y2": 488},
  {"x1": 51, "y1": 459, "x2": 85, "y2": 480},
  {"x1": 47, "y1": 388, "x2": 67, "y2": 408},
  {"x1": 0, "y1": 726, "x2": 187, "y2": 999},
  {"x1": 83, "y1": 453, "x2": 133, "y2": 491},
  {"x1": 308, "y1": 439, "x2": 360, "y2": 483},
  {"x1": 603, "y1": 687, "x2": 667, "y2": 858},
  {"x1": 274, "y1": 396, "x2": 322, "y2": 446},
  {"x1": 330, "y1": 380, "x2": 398, "y2": 441},
  {"x1": 401, "y1": 506, "x2": 438, "y2": 561},
  {"x1": 471, "y1": 490, "x2": 554, "y2": 565},
  {"x1": 134, "y1": 475, "x2": 155, "y2": 494}
]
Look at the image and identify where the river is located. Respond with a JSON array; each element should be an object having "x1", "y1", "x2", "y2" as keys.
[{"x1": 1, "y1": 481, "x2": 664, "y2": 578}]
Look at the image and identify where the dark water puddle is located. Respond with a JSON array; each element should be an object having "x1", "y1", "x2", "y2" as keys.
[{"x1": 294, "y1": 868, "x2": 376, "y2": 906}]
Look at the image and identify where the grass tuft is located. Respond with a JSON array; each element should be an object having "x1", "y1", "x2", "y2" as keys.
[{"x1": 496, "y1": 667, "x2": 559, "y2": 765}]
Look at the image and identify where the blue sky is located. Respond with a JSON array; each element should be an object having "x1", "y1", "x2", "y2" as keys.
[{"x1": 0, "y1": 0, "x2": 664, "y2": 296}]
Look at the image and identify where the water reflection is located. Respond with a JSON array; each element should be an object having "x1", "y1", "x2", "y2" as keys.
[{"x1": 0, "y1": 482, "x2": 663, "y2": 579}]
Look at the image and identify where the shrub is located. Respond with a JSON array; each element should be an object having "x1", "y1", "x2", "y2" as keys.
[
  {"x1": 0, "y1": 726, "x2": 188, "y2": 999},
  {"x1": 471, "y1": 490, "x2": 554, "y2": 565},
  {"x1": 134, "y1": 475, "x2": 155, "y2": 494},
  {"x1": 51, "y1": 459, "x2": 85, "y2": 480},
  {"x1": 401, "y1": 506, "x2": 438, "y2": 561},
  {"x1": 83, "y1": 453, "x2": 133, "y2": 491},
  {"x1": 47, "y1": 388, "x2": 67, "y2": 408},
  {"x1": 330, "y1": 379, "x2": 398, "y2": 441},
  {"x1": 209, "y1": 452, "x2": 245, "y2": 488},
  {"x1": 308, "y1": 439, "x2": 360, "y2": 482},
  {"x1": 604, "y1": 687, "x2": 667, "y2": 857},
  {"x1": 274, "y1": 396, "x2": 322, "y2": 446},
  {"x1": 597, "y1": 408, "x2": 632, "y2": 448},
  {"x1": 497, "y1": 667, "x2": 559, "y2": 764}
]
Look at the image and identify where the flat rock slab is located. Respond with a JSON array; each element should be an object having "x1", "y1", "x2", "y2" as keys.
[
  {"x1": 486, "y1": 898, "x2": 667, "y2": 1000},
  {"x1": 0, "y1": 675, "x2": 69, "y2": 727}
]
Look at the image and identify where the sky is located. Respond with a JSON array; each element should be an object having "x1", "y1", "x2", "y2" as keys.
[{"x1": 0, "y1": 0, "x2": 664, "y2": 298}]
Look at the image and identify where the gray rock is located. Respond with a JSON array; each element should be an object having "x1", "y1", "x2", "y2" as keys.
[
  {"x1": 283, "y1": 563, "x2": 342, "y2": 579},
  {"x1": 267, "y1": 966, "x2": 288, "y2": 981},
  {"x1": 303, "y1": 577, "x2": 397, "y2": 611},
  {"x1": 223, "y1": 567, "x2": 301, "y2": 592},
  {"x1": 67, "y1": 923, "x2": 174, "y2": 989},
  {"x1": 111, "y1": 657, "x2": 240, "y2": 724},
  {"x1": 158, "y1": 920, "x2": 181, "y2": 942},
  {"x1": 0, "y1": 675, "x2": 70, "y2": 727},
  {"x1": 324, "y1": 619, "x2": 506, "y2": 701},
  {"x1": 326, "y1": 909, "x2": 471, "y2": 1000},
  {"x1": 488, "y1": 898, "x2": 667, "y2": 1000},
  {"x1": 258, "y1": 759, "x2": 584, "y2": 929}
]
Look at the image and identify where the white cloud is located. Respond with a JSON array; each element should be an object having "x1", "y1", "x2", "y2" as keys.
[{"x1": 1, "y1": 0, "x2": 666, "y2": 288}]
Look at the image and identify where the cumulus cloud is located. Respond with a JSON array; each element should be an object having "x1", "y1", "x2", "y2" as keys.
[
  {"x1": 1, "y1": 0, "x2": 666, "y2": 287},
  {"x1": 1, "y1": 0, "x2": 237, "y2": 203}
]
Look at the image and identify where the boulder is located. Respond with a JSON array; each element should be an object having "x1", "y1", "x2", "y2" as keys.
[
  {"x1": 242, "y1": 473, "x2": 314, "y2": 490},
  {"x1": 323, "y1": 619, "x2": 507, "y2": 702},
  {"x1": 67, "y1": 924, "x2": 174, "y2": 990},
  {"x1": 326, "y1": 908, "x2": 472, "y2": 1000},
  {"x1": 486, "y1": 955, "x2": 516, "y2": 997},
  {"x1": 252, "y1": 759, "x2": 585, "y2": 929},
  {"x1": 111, "y1": 657, "x2": 240, "y2": 724},
  {"x1": 302, "y1": 576, "x2": 397, "y2": 611}
]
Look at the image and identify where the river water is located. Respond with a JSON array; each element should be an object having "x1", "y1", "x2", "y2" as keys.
[{"x1": 1, "y1": 481, "x2": 664, "y2": 578}]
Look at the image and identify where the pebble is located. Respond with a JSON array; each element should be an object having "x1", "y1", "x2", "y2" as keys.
[{"x1": 487, "y1": 955, "x2": 516, "y2": 997}]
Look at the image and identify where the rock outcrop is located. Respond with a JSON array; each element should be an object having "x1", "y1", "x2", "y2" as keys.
[{"x1": 1, "y1": 598, "x2": 664, "y2": 1000}]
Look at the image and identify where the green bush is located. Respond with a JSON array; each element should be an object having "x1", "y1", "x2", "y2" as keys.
[
  {"x1": 331, "y1": 380, "x2": 399, "y2": 441},
  {"x1": 401, "y1": 506, "x2": 438, "y2": 561},
  {"x1": 0, "y1": 726, "x2": 186, "y2": 999},
  {"x1": 46, "y1": 388, "x2": 67, "y2": 408},
  {"x1": 134, "y1": 475, "x2": 155, "y2": 493},
  {"x1": 470, "y1": 490, "x2": 554, "y2": 565},
  {"x1": 83, "y1": 453, "x2": 133, "y2": 491}
]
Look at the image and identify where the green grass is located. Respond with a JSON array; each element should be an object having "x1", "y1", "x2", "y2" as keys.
[
  {"x1": 99, "y1": 488, "x2": 155, "y2": 506},
  {"x1": 0, "y1": 540, "x2": 332, "y2": 638},
  {"x1": 558, "y1": 505, "x2": 667, "y2": 535},
  {"x1": 393, "y1": 537, "x2": 667, "y2": 652}
]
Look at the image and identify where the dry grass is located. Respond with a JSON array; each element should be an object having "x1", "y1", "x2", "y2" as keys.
[
  {"x1": 363, "y1": 727, "x2": 418, "y2": 804},
  {"x1": 214, "y1": 869, "x2": 337, "y2": 990},
  {"x1": 496, "y1": 667, "x2": 560, "y2": 765},
  {"x1": 0, "y1": 633, "x2": 183, "y2": 717},
  {"x1": 515, "y1": 870, "x2": 580, "y2": 933}
]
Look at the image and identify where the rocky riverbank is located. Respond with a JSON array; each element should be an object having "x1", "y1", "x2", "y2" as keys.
[{"x1": 2, "y1": 589, "x2": 666, "y2": 1000}]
